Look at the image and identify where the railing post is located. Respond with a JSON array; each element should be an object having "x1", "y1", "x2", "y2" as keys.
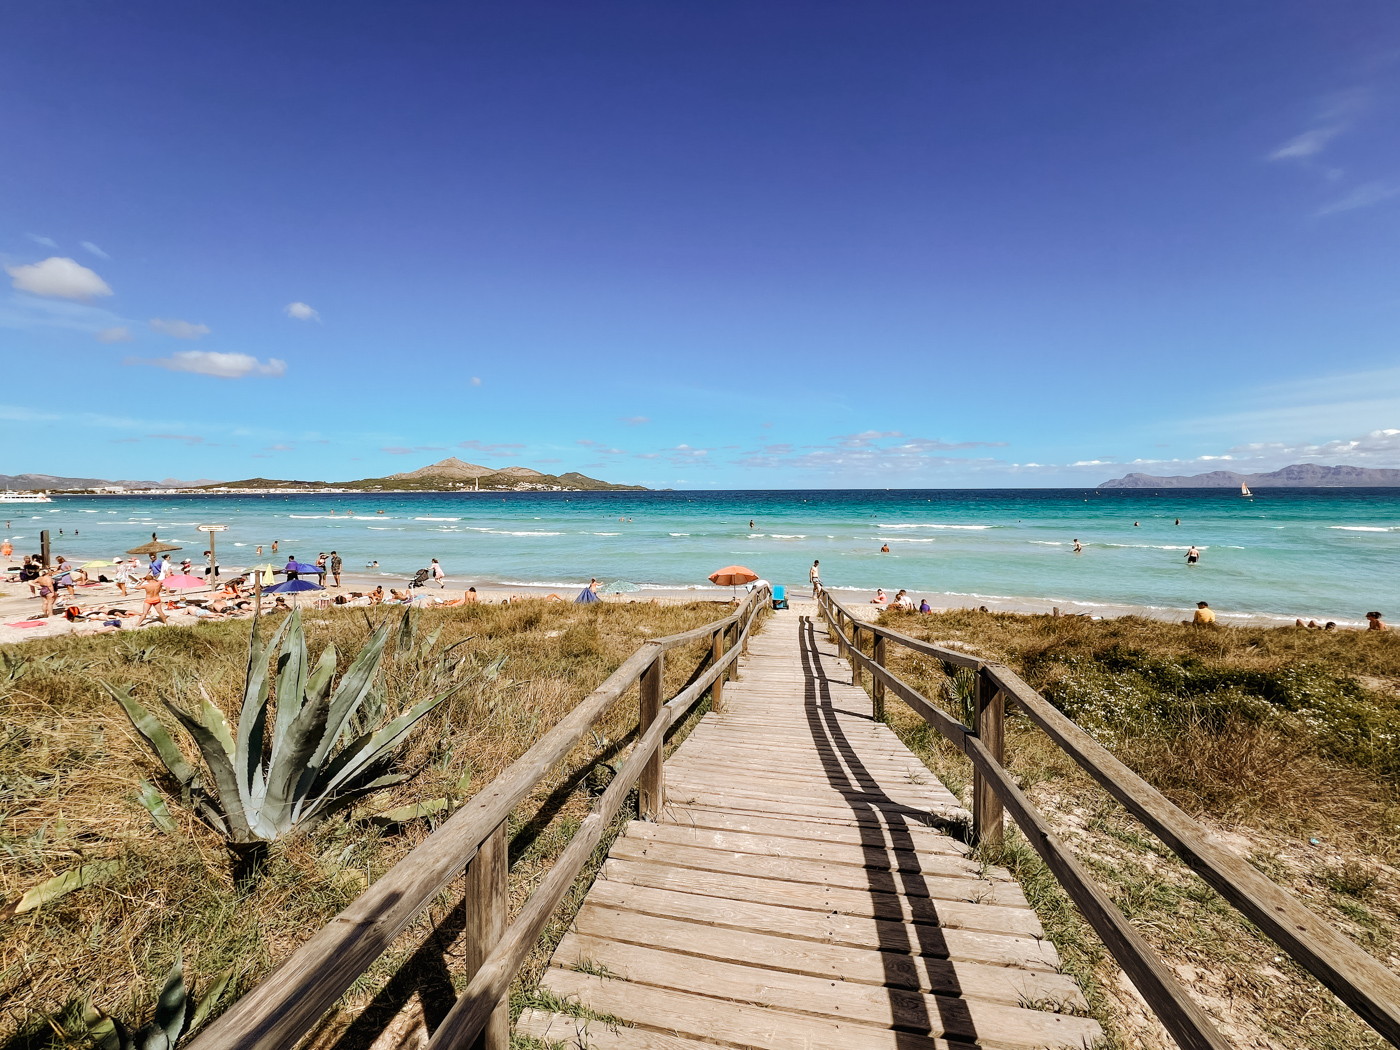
[
  {"x1": 711, "y1": 629, "x2": 724, "y2": 712},
  {"x1": 872, "y1": 634, "x2": 886, "y2": 722},
  {"x1": 851, "y1": 624, "x2": 863, "y2": 689},
  {"x1": 729, "y1": 622, "x2": 741, "y2": 680},
  {"x1": 973, "y1": 670, "x2": 1005, "y2": 849},
  {"x1": 638, "y1": 652, "x2": 664, "y2": 820},
  {"x1": 463, "y1": 820, "x2": 508, "y2": 1050}
]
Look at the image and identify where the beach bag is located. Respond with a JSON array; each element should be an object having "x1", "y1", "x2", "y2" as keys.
[{"x1": 64, "y1": 605, "x2": 82, "y2": 621}]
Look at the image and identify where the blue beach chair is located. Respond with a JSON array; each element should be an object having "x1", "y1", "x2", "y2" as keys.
[{"x1": 771, "y1": 585, "x2": 788, "y2": 610}]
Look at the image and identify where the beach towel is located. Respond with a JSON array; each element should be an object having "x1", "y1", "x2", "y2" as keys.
[{"x1": 7, "y1": 620, "x2": 46, "y2": 628}]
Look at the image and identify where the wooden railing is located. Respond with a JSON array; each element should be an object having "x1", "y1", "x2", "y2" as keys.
[
  {"x1": 817, "y1": 586, "x2": 1400, "y2": 1050},
  {"x1": 188, "y1": 586, "x2": 771, "y2": 1050}
]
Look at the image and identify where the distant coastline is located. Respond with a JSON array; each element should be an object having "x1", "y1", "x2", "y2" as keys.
[
  {"x1": 0, "y1": 457, "x2": 646, "y2": 495},
  {"x1": 1100, "y1": 463, "x2": 1400, "y2": 489}
]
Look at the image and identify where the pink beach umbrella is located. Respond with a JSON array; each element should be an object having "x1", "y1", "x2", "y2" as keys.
[{"x1": 162, "y1": 574, "x2": 205, "y2": 590}]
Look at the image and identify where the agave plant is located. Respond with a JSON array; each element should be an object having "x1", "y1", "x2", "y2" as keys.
[
  {"x1": 81, "y1": 959, "x2": 230, "y2": 1050},
  {"x1": 105, "y1": 606, "x2": 458, "y2": 847}
]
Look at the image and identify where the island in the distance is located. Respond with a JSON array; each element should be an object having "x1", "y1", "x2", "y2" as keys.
[
  {"x1": 1100, "y1": 463, "x2": 1400, "y2": 488},
  {"x1": 0, "y1": 458, "x2": 646, "y2": 494}
]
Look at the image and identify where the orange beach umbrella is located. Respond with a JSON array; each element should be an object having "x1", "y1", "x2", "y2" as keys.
[
  {"x1": 708, "y1": 565, "x2": 759, "y2": 587},
  {"x1": 709, "y1": 564, "x2": 758, "y2": 600}
]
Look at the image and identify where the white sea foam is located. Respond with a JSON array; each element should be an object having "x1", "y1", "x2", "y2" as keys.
[
  {"x1": 415, "y1": 516, "x2": 461, "y2": 521},
  {"x1": 1328, "y1": 526, "x2": 1397, "y2": 532},
  {"x1": 593, "y1": 532, "x2": 621, "y2": 536},
  {"x1": 1104, "y1": 543, "x2": 1203, "y2": 550},
  {"x1": 669, "y1": 533, "x2": 689, "y2": 537},
  {"x1": 879, "y1": 523, "x2": 994, "y2": 530},
  {"x1": 884, "y1": 537, "x2": 936, "y2": 543},
  {"x1": 768, "y1": 534, "x2": 806, "y2": 539}
]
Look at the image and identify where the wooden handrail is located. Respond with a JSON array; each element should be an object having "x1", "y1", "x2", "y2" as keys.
[
  {"x1": 188, "y1": 586, "x2": 771, "y2": 1050},
  {"x1": 817, "y1": 586, "x2": 1400, "y2": 1049}
]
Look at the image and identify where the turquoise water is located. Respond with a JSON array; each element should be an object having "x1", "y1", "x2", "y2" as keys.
[{"x1": 7, "y1": 488, "x2": 1398, "y2": 623}]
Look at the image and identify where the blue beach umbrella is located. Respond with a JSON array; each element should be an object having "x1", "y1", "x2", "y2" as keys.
[
  {"x1": 280, "y1": 560, "x2": 322, "y2": 575},
  {"x1": 575, "y1": 587, "x2": 600, "y2": 604},
  {"x1": 265, "y1": 578, "x2": 323, "y2": 593}
]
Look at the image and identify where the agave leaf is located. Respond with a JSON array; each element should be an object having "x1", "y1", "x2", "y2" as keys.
[
  {"x1": 300, "y1": 771, "x2": 409, "y2": 831},
  {"x1": 270, "y1": 610, "x2": 309, "y2": 761},
  {"x1": 395, "y1": 604, "x2": 414, "y2": 657},
  {"x1": 163, "y1": 699, "x2": 253, "y2": 843},
  {"x1": 135, "y1": 1028, "x2": 169, "y2": 1050},
  {"x1": 369, "y1": 798, "x2": 449, "y2": 825},
  {"x1": 188, "y1": 969, "x2": 233, "y2": 1032},
  {"x1": 418, "y1": 625, "x2": 444, "y2": 659},
  {"x1": 238, "y1": 613, "x2": 293, "y2": 805},
  {"x1": 99, "y1": 1016, "x2": 134, "y2": 1050},
  {"x1": 303, "y1": 688, "x2": 454, "y2": 819},
  {"x1": 103, "y1": 683, "x2": 196, "y2": 787},
  {"x1": 151, "y1": 960, "x2": 188, "y2": 1047},
  {"x1": 262, "y1": 672, "x2": 337, "y2": 835},
  {"x1": 305, "y1": 644, "x2": 337, "y2": 710},
  {"x1": 137, "y1": 780, "x2": 177, "y2": 834},
  {"x1": 308, "y1": 618, "x2": 394, "y2": 774},
  {"x1": 480, "y1": 653, "x2": 508, "y2": 680},
  {"x1": 6, "y1": 860, "x2": 118, "y2": 916}
]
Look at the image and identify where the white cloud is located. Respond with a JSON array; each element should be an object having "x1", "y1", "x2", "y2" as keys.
[
  {"x1": 284, "y1": 301, "x2": 320, "y2": 322},
  {"x1": 149, "y1": 317, "x2": 211, "y2": 339},
  {"x1": 26, "y1": 233, "x2": 57, "y2": 248},
  {"x1": 471, "y1": 376, "x2": 482, "y2": 386},
  {"x1": 125, "y1": 350, "x2": 287, "y2": 379},
  {"x1": 96, "y1": 326, "x2": 132, "y2": 343},
  {"x1": 7, "y1": 256, "x2": 113, "y2": 299},
  {"x1": 1318, "y1": 181, "x2": 1400, "y2": 216},
  {"x1": 81, "y1": 241, "x2": 109, "y2": 259},
  {"x1": 1269, "y1": 127, "x2": 1339, "y2": 161},
  {"x1": 620, "y1": 415, "x2": 650, "y2": 425}
]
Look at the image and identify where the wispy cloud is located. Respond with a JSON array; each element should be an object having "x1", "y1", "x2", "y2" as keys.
[
  {"x1": 96, "y1": 326, "x2": 132, "y2": 343},
  {"x1": 619, "y1": 415, "x2": 650, "y2": 425},
  {"x1": 7, "y1": 257, "x2": 112, "y2": 299},
  {"x1": 81, "y1": 241, "x2": 109, "y2": 259},
  {"x1": 471, "y1": 376, "x2": 482, "y2": 386},
  {"x1": 266, "y1": 443, "x2": 294, "y2": 451},
  {"x1": 382, "y1": 446, "x2": 415, "y2": 455},
  {"x1": 149, "y1": 317, "x2": 211, "y2": 339},
  {"x1": 148, "y1": 433, "x2": 206, "y2": 446},
  {"x1": 1269, "y1": 127, "x2": 1341, "y2": 161},
  {"x1": 458, "y1": 439, "x2": 524, "y2": 453},
  {"x1": 125, "y1": 350, "x2": 286, "y2": 379},
  {"x1": 26, "y1": 234, "x2": 57, "y2": 248},
  {"x1": 1318, "y1": 180, "x2": 1400, "y2": 216},
  {"x1": 284, "y1": 301, "x2": 320, "y2": 322}
]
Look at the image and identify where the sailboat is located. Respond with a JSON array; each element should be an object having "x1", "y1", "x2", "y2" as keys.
[{"x1": 1241, "y1": 482, "x2": 1252, "y2": 498}]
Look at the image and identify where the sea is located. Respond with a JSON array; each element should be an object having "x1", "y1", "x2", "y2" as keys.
[{"x1": 6, "y1": 488, "x2": 1398, "y2": 625}]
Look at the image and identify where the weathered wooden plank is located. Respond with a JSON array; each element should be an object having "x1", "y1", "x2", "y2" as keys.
[
  {"x1": 531, "y1": 975, "x2": 982, "y2": 1050},
  {"x1": 543, "y1": 965, "x2": 1101, "y2": 1049},
  {"x1": 607, "y1": 837, "x2": 1026, "y2": 905},
  {"x1": 619, "y1": 822, "x2": 1009, "y2": 881},
  {"x1": 463, "y1": 821, "x2": 507, "y2": 1050},
  {"x1": 559, "y1": 912, "x2": 1085, "y2": 1008},
  {"x1": 660, "y1": 805, "x2": 972, "y2": 852},
  {"x1": 582, "y1": 882, "x2": 1063, "y2": 971},
  {"x1": 601, "y1": 858, "x2": 1044, "y2": 937},
  {"x1": 664, "y1": 776, "x2": 960, "y2": 818},
  {"x1": 660, "y1": 788, "x2": 963, "y2": 827},
  {"x1": 664, "y1": 766, "x2": 960, "y2": 808},
  {"x1": 515, "y1": 1009, "x2": 708, "y2": 1050}
]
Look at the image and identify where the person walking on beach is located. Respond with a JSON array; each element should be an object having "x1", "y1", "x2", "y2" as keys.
[
  {"x1": 431, "y1": 558, "x2": 445, "y2": 587},
  {"x1": 1185, "y1": 545, "x2": 1200, "y2": 565},
  {"x1": 135, "y1": 574, "x2": 167, "y2": 627},
  {"x1": 809, "y1": 559, "x2": 820, "y2": 598},
  {"x1": 330, "y1": 550, "x2": 342, "y2": 588}
]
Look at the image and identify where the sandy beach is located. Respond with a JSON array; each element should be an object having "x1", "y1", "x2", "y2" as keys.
[{"x1": 0, "y1": 560, "x2": 1335, "y2": 647}]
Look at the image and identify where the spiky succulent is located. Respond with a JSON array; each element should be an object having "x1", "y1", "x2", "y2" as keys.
[{"x1": 105, "y1": 606, "x2": 457, "y2": 845}]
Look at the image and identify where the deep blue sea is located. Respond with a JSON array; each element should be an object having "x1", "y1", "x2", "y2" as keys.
[{"x1": 7, "y1": 488, "x2": 1398, "y2": 624}]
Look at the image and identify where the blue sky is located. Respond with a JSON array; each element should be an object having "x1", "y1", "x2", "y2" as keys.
[{"x1": 3, "y1": 1, "x2": 1399, "y2": 488}]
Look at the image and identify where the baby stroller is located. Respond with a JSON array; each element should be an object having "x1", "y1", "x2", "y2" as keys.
[{"x1": 409, "y1": 567, "x2": 431, "y2": 589}]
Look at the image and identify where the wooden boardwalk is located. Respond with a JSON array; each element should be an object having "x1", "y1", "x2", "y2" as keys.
[{"x1": 516, "y1": 608, "x2": 1103, "y2": 1049}]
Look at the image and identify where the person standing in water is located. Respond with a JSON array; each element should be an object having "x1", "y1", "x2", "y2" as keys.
[
  {"x1": 1186, "y1": 545, "x2": 1200, "y2": 565},
  {"x1": 1073, "y1": 538, "x2": 1083, "y2": 553}
]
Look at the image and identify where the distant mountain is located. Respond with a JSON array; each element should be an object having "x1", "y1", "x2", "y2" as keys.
[
  {"x1": 202, "y1": 458, "x2": 644, "y2": 492},
  {"x1": 1101, "y1": 463, "x2": 1400, "y2": 488},
  {"x1": 0, "y1": 472, "x2": 218, "y2": 490}
]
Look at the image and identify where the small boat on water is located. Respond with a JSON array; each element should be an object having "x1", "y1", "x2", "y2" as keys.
[
  {"x1": 1241, "y1": 483, "x2": 1252, "y2": 498},
  {"x1": 0, "y1": 489, "x2": 52, "y2": 503}
]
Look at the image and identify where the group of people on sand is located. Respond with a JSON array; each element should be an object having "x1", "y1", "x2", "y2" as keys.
[{"x1": 869, "y1": 587, "x2": 932, "y2": 613}]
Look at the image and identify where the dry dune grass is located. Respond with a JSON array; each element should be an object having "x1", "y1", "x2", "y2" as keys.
[
  {"x1": 868, "y1": 607, "x2": 1400, "y2": 1049},
  {"x1": 0, "y1": 598, "x2": 733, "y2": 1050}
]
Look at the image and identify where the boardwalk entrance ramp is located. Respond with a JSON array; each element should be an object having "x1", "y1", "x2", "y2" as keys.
[{"x1": 516, "y1": 608, "x2": 1102, "y2": 1049}]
